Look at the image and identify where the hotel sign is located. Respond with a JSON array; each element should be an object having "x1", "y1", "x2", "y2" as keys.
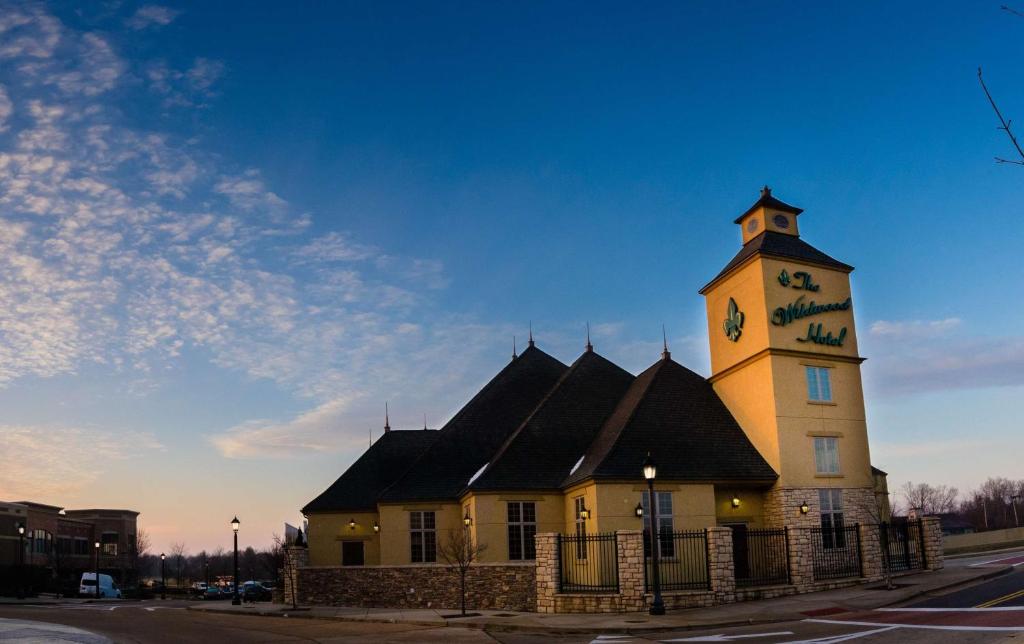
[{"x1": 774, "y1": 269, "x2": 849, "y2": 347}]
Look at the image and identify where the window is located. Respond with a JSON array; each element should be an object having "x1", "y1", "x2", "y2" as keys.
[
  {"x1": 74, "y1": 538, "x2": 89, "y2": 555},
  {"x1": 573, "y1": 497, "x2": 587, "y2": 559},
  {"x1": 101, "y1": 532, "x2": 118, "y2": 556},
  {"x1": 341, "y1": 541, "x2": 364, "y2": 566},
  {"x1": 814, "y1": 437, "x2": 840, "y2": 474},
  {"x1": 641, "y1": 491, "x2": 675, "y2": 557},
  {"x1": 818, "y1": 489, "x2": 845, "y2": 549},
  {"x1": 32, "y1": 530, "x2": 52, "y2": 554},
  {"x1": 806, "y1": 366, "x2": 833, "y2": 402},
  {"x1": 507, "y1": 502, "x2": 537, "y2": 561},
  {"x1": 409, "y1": 511, "x2": 436, "y2": 563}
]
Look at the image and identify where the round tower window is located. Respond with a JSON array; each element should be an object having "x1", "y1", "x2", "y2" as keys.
[
  {"x1": 773, "y1": 214, "x2": 790, "y2": 229},
  {"x1": 746, "y1": 218, "x2": 759, "y2": 233}
]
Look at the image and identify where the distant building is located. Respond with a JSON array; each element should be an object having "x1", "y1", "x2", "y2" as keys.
[
  {"x1": 938, "y1": 513, "x2": 976, "y2": 536},
  {"x1": 303, "y1": 188, "x2": 886, "y2": 568},
  {"x1": 1, "y1": 499, "x2": 140, "y2": 590}
]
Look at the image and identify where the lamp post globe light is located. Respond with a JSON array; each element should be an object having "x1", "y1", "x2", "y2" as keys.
[
  {"x1": 643, "y1": 453, "x2": 665, "y2": 616},
  {"x1": 94, "y1": 541, "x2": 101, "y2": 599},
  {"x1": 231, "y1": 517, "x2": 241, "y2": 605},
  {"x1": 16, "y1": 522, "x2": 24, "y2": 597},
  {"x1": 160, "y1": 553, "x2": 166, "y2": 600}
]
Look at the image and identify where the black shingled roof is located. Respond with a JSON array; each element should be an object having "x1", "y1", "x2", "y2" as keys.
[
  {"x1": 378, "y1": 345, "x2": 568, "y2": 502},
  {"x1": 563, "y1": 357, "x2": 777, "y2": 487},
  {"x1": 733, "y1": 188, "x2": 804, "y2": 224},
  {"x1": 700, "y1": 230, "x2": 854, "y2": 293},
  {"x1": 302, "y1": 429, "x2": 440, "y2": 514},
  {"x1": 469, "y1": 350, "x2": 635, "y2": 492}
]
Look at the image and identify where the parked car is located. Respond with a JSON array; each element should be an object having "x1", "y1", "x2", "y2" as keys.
[
  {"x1": 202, "y1": 586, "x2": 226, "y2": 600},
  {"x1": 79, "y1": 573, "x2": 121, "y2": 599},
  {"x1": 243, "y1": 584, "x2": 272, "y2": 602},
  {"x1": 190, "y1": 582, "x2": 208, "y2": 597}
]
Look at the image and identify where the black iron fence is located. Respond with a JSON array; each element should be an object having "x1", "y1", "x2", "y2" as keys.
[
  {"x1": 557, "y1": 532, "x2": 619, "y2": 593},
  {"x1": 643, "y1": 529, "x2": 710, "y2": 591},
  {"x1": 810, "y1": 524, "x2": 862, "y2": 581},
  {"x1": 734, "y1": 527, "x2": 790, "y2": 588},
  {"x1": 880, "y1": 520, "x2": 925, "y2": 573}
]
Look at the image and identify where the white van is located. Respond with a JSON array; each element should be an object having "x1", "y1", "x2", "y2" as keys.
[{"x1": 79, "y1": 573, "x2": 121, "y2": 598}]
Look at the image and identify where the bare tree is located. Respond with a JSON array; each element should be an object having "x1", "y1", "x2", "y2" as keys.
[
  {"x1": 437, "y1": 528, "x2": 487, "y2": 616},
  {"x1": 978, "y1": 68, "x2": 1024, "y2": 165},
  {"x1": 169, "y1": 542, "x2": 187, "y2": 589},
  {"x1": 273, "y1": 534, "x2": 299, "y2": 610},
  {"x1": 853, "y1": 495, "x2": 895, "y2": 590},
  {"x1": 901, "y1": 482, "x2": 958, "y2": 516}
]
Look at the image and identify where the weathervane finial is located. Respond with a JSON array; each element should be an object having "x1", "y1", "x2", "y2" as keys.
[
  {"x1": 384, "y1": 401, "x2": 390, "y2": 433},
  {"x1": 528, "y1": 321, "x2": 535, "y2": 348},
  {"x1": 586, "y1": 322, "x2": 593, "y2": 353},
  {"x1": 512, "y1": 335, "x2": 517, "y2": 360},
  {"x1": 661, "y1": 324, "x2": 671, "y2": 360}
]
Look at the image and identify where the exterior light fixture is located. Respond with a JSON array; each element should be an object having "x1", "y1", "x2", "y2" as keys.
[
  {"x1": 731, "y1": 496, "x2": 741, "y2": 509},
  {"x1": 578, "y1": 505, "x2": 590, "y2": 520},
  {"x1": 799, "y1": 501, "x2": 810, "y2": 515},
  {"x1": 94, "y1": 541, "x2": 100, "y2": 549},
  {"x1": 160, "y1": 553, "x2": 166, "y2": 600},
  {"x1": 634, "y1": 502, "x2": 644, "y2": 518},
  {"x1": 463, "y1": 512, "x2": 472, "y2": 527},
  {"x1": 93, "y1": 541, "x2": 101, "y2": 600},
  {"x1": 641, "y1": 452, "x2": 664, "y2": 616},
  {"x1": 17, "y1": 524, "x2": 25, "y2": 536},
  {"x1": 348, "y1": 518, "x2": 356, "y2": 530},
  {"x1": 231, "y1": 516, "x2": 240, "y2": 533},
  {"x1": 373, "y1": 521, "x2": 380, "y2": 533},
  {"x1": 230, "y1": 516, "x2": 241, "y2": 605}
]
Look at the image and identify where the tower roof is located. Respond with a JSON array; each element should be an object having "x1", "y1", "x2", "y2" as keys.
[
  {"x1": 563, "y1": 357, "x2": 777, "y2": 487},
  {"x1": 733, "y1": 185, "x2": 804, "y2": 224}
]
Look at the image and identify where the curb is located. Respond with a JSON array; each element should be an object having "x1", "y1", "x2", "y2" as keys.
[{"x1": 185, "y1": 567, "x2": 1015, "y2": 636}]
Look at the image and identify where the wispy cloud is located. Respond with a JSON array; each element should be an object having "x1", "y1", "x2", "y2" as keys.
[
  {"x1": 125, "y1": 5, "x2": 179, "y2": 30},
  {"x1": 0, "y1": 425, "x2": 163, "y2": 498},
  {"x1": 869, "y1": 317, "x2": 961, "y2": 338}
]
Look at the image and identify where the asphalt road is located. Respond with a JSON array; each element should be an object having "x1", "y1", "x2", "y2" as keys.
[{"x1": 2, "y1": 551, "x2": 1022, "y2": 643}]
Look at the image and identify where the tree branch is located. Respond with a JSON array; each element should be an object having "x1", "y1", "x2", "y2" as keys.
[
  {"x1": 1002, "y1": 5, "x2": 1024, "y2": 18},
  {"x1": 978, "y1": 67, "x2": 1024, "y2": 165}
]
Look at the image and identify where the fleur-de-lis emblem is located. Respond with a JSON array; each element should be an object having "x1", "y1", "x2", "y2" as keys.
[
  {"x1": 723, "y1": 297, "x2": 744, "y2": 342},
  {"x1": 778, "y1": 269, "x2": 791, "y2": 287}
]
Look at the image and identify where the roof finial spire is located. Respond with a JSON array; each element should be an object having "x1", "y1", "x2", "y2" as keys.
[
  {"x1": 528, "y1": 321, "x2": 535, "y2": 348},
  {"x1": 761, "y1": 184, "x2": 771, "y2": 198},
  {"x1": 512, "y1": 335, "x2": 517, "y2": 360},
  {"x1": 661, "y1": 324, "x2": 671, "y2": 360},
  {"x1": 423, "y1": 413, "x2": 428, "y2": 430},
  {"x1": 384, "y1": 401, "x2": 391, "y2": 433},
  {"x1": 585, "y1": 322, "x2": 593, "y2": 353}
]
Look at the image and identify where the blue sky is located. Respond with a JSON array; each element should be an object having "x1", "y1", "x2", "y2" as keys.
[{"x1": 1, "y1": 1, "x2": 1022, "y2": 553}]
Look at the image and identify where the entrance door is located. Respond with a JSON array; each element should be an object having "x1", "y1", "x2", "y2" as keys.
[
  {"x1": 341, "y1": 541, "x2": 364, "y2": 566},
  {"x1": 725, "y1": 524, "x2": 749, "y2": 580}
]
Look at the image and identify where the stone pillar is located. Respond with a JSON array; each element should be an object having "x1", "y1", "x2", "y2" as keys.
[
  {"x1": 615, "y1": 530, "x2": 645, "y2": 611},
  {"x1": 534, "y1": 532, "x2": 559, "y2": 614},
  {"x1": 706, "y1": 527, "x2": 736, "y2": 602},
  {"x1": 786, "y1": 526, "x2": 815, "y2": 589},
  {"x1": 921, "y1": 517, "x2": 945, "y2": 570},
  {"x1": 282, "y1": 546, "x2": 308, "y2": 606},
  {"x1": 858, "y1": 523, "x2": 884, "y2": 581}
]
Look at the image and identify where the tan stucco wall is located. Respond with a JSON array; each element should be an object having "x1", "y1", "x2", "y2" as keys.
[
  {"x1": 563, "y1": 482, "x2": 717, "y2": 534},
  {"x1": 460, "y1": 492, "x2": 565, "y2": 563},
  {"x1": 713, "y1": 487, "x2": 766, "y2": 527},
  {"x1": 377, "y1": 502, "x2": 461, "y2": 565},
  {"x1": 306, "y1": 511, "x2": 381, "y2": 566}
]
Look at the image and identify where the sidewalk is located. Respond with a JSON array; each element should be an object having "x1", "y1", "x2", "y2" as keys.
[{"x1": 187, "y1": 563, "x2": 1012, "y2": 634}]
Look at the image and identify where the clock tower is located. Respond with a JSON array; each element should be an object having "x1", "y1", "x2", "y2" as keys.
[{"x1": 700, "y1": 187, "x2": 875, "y2": 527}]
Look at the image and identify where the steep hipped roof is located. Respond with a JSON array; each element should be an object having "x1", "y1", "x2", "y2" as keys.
[
  {"x1": 733, "y1": 187, "x2": 804, "y2": 224},
  {"x1": 700, "y1": 230, "x2": 853, "y2": 293},
  {"x1": 379, "y1": 345, "x2": 568, "y2": 502},
  {"x1": 469, "y1": 350, "x2": 635, "y2": 492},
  {"x1": 563, "y1": 357, "x2": 777, "y2": 486},
  {"x1": 302, "y1": 429, "x2": 439, "y2": 514}
]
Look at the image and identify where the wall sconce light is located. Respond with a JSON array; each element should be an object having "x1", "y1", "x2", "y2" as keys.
[
  {"x1": 579, "y1": 505, "x2": 590, "y2": 520},
  {"x1": 799, "y1": 501, "x2": 810, "y2": 515},
  {"x1": 348, "y1": 518, "x2": 356, "y2": 530},
  {"x1": 634, "y1": 502, "x2": 644, "y2": 518},
  {"x1": 731, "y1": 496, "x2": 741, "y2": 509},
  {"x1": 372, "y1": 521, "x2": 380, "y2": 533},
  {"x1": 463, "y1": 511, "x2": 472, "y2": 527}
]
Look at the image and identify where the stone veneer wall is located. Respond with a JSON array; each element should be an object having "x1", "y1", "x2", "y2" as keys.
[
  {"x1": 764, "y1": 486, "x2": 877, "y2": 528},
  {"x1": 921, "y1": 516, "x2": 944, "y2": 570},
  {"x1": 297, "y1": 562, "x2": 535, "y2": 611}
]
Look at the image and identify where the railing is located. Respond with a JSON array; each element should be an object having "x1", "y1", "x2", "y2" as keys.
[
  {"x1": 881, "y1": 520, "x2": 925, "y2": 573},
  {"x1": 810, "y1": 524, "x2": 862, "y2": 581},
  {"x1": 734, "y1": 527, "x2": 790, "y2": 588},
  {"x1": 644, "y1": 529, "x2": 710, "y2": 591},
  {"x1": 557, "y1": 532, "x2": 619, "y2": 593}
]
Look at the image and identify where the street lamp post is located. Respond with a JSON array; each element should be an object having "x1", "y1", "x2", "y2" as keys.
[
  {"x1": 94, "y1": 541, "x2": 101, "y2": 599},
  {"x1": 231, "y1": 517, "x2": 241, "y2": 605},
  {"x1": 160, "y1": 553, "x2": 166, "y2": 600},
  {"x1": 16, "y1": 523, "x2": 25, "y2": 600},
  {"x1": 643, "y1": 453, "x2": 665, "y2": 616},
  {"x1": 1012, "y1": 495, "x2": 1021, "y2": 528},
  {"x1": 203, "y1": 554, "x2": 209, "y2": 589}
]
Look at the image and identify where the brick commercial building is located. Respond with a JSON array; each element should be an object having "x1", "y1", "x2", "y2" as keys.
[
  {"x1": 295, "y1": 188, "x2": 941, "y2": 612},
  {"x1": 1, "y1": 500, "x2": 139, "y2": 596}
]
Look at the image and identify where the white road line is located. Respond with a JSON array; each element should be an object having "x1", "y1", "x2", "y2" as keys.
[
  {"x1": 805, "y1": 617, "x2": 1024, "y2": 632},
  {"x1": 876, "y1": 606, "x2": 1024, "y2": 612},
  {"x1": 661, "y1": 632, "x2": 794, "y2": 642},
  {"x1": 781, "y1": 625, "x2": 897, "y2": 644}
]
